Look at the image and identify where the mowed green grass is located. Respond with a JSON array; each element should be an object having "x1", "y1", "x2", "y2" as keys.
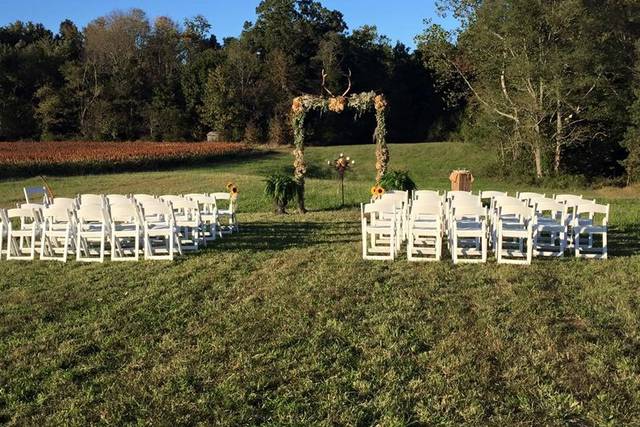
[{"x1": 1, "y1": 142, "x2": 640, "y2": 424}]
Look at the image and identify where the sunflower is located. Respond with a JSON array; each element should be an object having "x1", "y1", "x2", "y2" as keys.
[
  {"x1": 371, "y1": 185, "x2": 378, "y2": 196},
  {"x1": 376, "y1": 186, "x2": 385, "y2": 196},
  {"x1": 226, "y1": 181, "x2": 234, "y2": 190},
  {"x1": 230, "y1": 186, "x2": 238, "y2": 194}
]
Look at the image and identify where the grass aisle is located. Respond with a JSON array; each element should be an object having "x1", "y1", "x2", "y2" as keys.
[{"x1": 1, "y1": 143, "x2": 640, "y2": 424}]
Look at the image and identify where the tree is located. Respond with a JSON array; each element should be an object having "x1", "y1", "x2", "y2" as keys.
[{"x1": 418, "y1": 0, "x2": 639, "y2": 179}]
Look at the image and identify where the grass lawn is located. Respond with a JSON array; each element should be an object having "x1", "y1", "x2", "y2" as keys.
[{"x1": 1, "y1": 142, "x2": 640, "y2": 424}]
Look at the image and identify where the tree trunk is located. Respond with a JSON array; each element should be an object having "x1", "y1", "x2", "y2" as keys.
[
  {"x1": 534, "y1": 145, "x2": 543, "y2": 178},
  {"x1": 296, "y1": 179, "x2": 307, "y2": 214},
  {"x1": 554, "y1": 92, "x2": 563, "y2": 174}
]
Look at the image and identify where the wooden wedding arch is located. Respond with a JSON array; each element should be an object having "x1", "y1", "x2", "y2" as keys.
[{"x1": 290, "y1": 70, "x2": 389, "y2": 213}]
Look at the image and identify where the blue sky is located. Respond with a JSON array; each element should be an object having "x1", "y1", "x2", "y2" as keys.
[{"x1": 0, "y1": 0, "x2": 458, "y2": 48}]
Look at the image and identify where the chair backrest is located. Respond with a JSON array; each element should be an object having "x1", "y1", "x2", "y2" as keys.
[
  {"x1": 452, "y1": 204, "x2": 486, "y2": 220},
  {"x1": 492, "y1": 195, "x2": 522, "y2": 208},
  {"x1": 480, "y1": 190, "x2": 507, "y2": 200},
  {"x1": 133, "y1": 194, "x2": 157, "y2": 204},
  {"x1": 211, "y1": 192, "x2": 230, "y2": 201},
  {"x1": 534, "y1": 199, "x2": 567, "y2": 221},
  {"x1": 109, "y1": 202, "x2": 141, "y2": 223},
  {"x1": 78, "y1": 194, "x2": 105, "y2": 206},
  {"x1": 575, "y1": 202, "x2": 609, "y2": 223},
  {"x1": 411, "y1": 200, "x2": 442, "y2": 218},
  {"x1": 363, "y1": 201, "x2": 397, "y2": 217},
  {"x1": 446, "y1": 190, "x2": 471, "y2": 199},
  {"x1": 211, "y1": 192, "x2": 235, "y2": 212},
  {"x1": 160, "y1": 195, "x2": 184, "y2": 204},
  {"x1": 185, "y1": 193, "x2": 217, "y2": 213},
  {"x1": 76, "y1": 204, "x2": 106, "y2": 224},
  {"x1": 554, "y1": 194, "x2": 583, "y2": 204},
  {"x1": 517, "y1": 192, "x2": 545, "y2": 202},
  {"x1": 51, "y1": 197, "x2": 77, "y2": 210},
  {"x1": 106, "y1": 194, "x2": 130, "y2": 205},
  {"x1": 412, "y1": 192, "x2": 442, "y2": 206},
  {"x1": 42, "y1": 204, "x2": 73, "y2": 222},
  {"x1": 18, "y1": 203, "x2": 45, "y2": 222},
  {"x1": 24, "y1": 186, "x2": 48, "y2": 204},
  {"x1": 449, "y1": 196, "x2": 482, "y2": 212},
  {"x1": 497, "y1": 204, "x2": 533, "y2": 222},
  {"x1": 413, "y1": 190, "x2": 441, "y2": 200},
  {"x1": 141, "y1": 201, "x2": 176, "y2": 225},
  {"x1": 169, "y1": 198, "x2": 200, "y2": 215},
  {"x1": 7, "y1": 207, "x2": 39, "y2": 225},
  {"x1": 380, "y1": 191, "x2": 408, "y2": 205}
]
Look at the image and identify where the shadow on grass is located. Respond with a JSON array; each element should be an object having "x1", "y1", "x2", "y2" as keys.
[
  {"x1": 210, "y1": 220, "x2": 358, "y2": 252},
  {"x1": 609, "y1": 224, "x2": 640, "y2": 257}
]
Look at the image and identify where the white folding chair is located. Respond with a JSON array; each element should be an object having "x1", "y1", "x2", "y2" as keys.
[
  {"x1": 6, "y1": 207, "x2": 40, "y2": 260},
  {"x1": 407, "y1": 200, "x2": 443, "y2": 261},
  {"x1": 573, "y1": 203, "x2": 609, "y2": 259},
  {"x1": 109, "y1": 202, "x2": 143, "y2": 261},
  {"x1": 532, "y1": 199, "x2": 568, "y2": 257},
  {"x1": 40, "y1": 205, "x2": 75, "y2": 262},
  {"x1": 446, "y1": 193, "x2": 482, "y2": 235},
  {"x1": 495, "y1": 204, "x2": 534, "y2": 265},
  {"x1": 361, "y1": 202, "x2": 397, "y2": 260},
  {"x1": 449, "y1": 204, "x2": 488, "y2": 264},
  {"x1": 24, "y1": 186, "x2": 49, "y2": 204},
  {"x1": 76, "y1": 204, "x2": 109, "y2": 263},
  {"x1": 162, "y1": 196, "x2": 202, "y2": 251},
  {"x1": 490, "y1": 196, "x2": 524, "y2": 246},
  {"x1": 211, "y1": 192, "x2": 238, "y2": 235},
  {"x1": 142, "y1": 201, "x2": 182, "y2": 260},
  {"x1": 185, "y1": 193, "x2": 218, "y2": 245}
]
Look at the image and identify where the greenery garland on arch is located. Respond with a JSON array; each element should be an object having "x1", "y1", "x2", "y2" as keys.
[{"x1": 291, "y1": 91, "x2": 389, "y2": 213}]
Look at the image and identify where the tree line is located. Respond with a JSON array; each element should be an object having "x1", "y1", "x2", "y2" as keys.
[
  {"x1": 0, "y1": 1, "x2": 457, "y2": 146},
  {"x1": 1, "y1": 0, "x2": 639, "y2": 182}
]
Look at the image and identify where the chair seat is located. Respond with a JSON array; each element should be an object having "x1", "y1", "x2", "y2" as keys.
[
  {"x1": 575, "y1": 225, "x2": 606, "y2": 234},
  {"x1": 366, "y1": 225, "x2": 394, "y2": 234}
]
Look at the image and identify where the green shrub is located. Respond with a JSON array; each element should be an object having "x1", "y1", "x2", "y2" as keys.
[
  {"x1": 264, "y1": 174, "x2": 300, "y2": 214},
  {"x1": 379, "y1": 170, "x2": 417, "y2": 191}
]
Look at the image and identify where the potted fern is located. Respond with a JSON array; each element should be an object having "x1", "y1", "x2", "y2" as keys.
[{"x1": 264, "y1": 174, "x2": 300, "y2": 214}]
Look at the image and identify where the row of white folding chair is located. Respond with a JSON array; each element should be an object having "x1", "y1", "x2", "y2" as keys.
[{"x1": 1, "y1": 198, "x2": 181, "y2": 262}]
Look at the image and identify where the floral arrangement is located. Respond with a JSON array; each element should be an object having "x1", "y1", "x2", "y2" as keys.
[
  {"x1": 226, "y1": 181, "x2": 239, "y2": 200},
  {"x1": 328, "y1": 153, "x2": 355, "y2": 176},
  {"x1": 370, "y1": 185, "x2": 385, "y2": 199}
]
